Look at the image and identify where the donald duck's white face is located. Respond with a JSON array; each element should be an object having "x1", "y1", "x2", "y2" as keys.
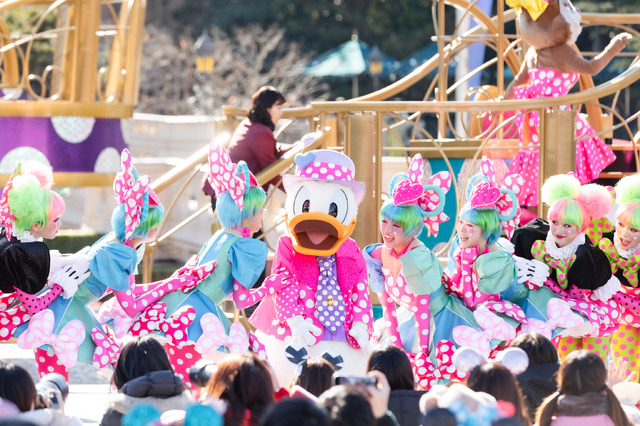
[{"x1": 285, "y1": 180, "x2": 359, "y2": 256}]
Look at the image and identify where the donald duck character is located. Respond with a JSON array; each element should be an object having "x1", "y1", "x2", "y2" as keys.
[{"x1": 248, "y1": 149, "x2": 374, "y2": 383}]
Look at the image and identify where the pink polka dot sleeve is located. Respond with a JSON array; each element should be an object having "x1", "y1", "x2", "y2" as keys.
[
  {"x1": 378, "y1": 289, "x2": 402, "y2": 346},
  {"x1": 233, "y1": 270, "x2": 290, "y2": 309},
  {"x1": 14, "y1": 284, "x2": 63, "y2": 316},
  {"x1": 113, "y1": 274, "x2": 187, "y2": 317}
]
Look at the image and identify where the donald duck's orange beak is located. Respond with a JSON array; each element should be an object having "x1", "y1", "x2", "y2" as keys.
[{"x1": 285, "y1": 212, "x2": 357, "y2": 256}]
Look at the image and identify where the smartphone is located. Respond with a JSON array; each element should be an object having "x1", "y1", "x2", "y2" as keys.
[{"x1": 334, "y1": 375, "x2": 378, "y2": 386}]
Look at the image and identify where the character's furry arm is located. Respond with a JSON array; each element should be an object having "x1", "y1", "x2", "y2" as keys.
[{"x1": 546, "y1": 33, "x2": 631, "y2": 76}]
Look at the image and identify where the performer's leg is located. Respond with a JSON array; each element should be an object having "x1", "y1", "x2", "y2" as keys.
[
  {"x1": 556, "y1": 336, "x2": 582, "y2": 363},
  {"x1": 582, "y1": 335, "x2": 612, "y2": 363},
  {"x1": 611, "y1": 324, "x2": 640, "y2": 378},
  {"x1": 34, "y1": 348, "x2": 69, "y2": 381}
]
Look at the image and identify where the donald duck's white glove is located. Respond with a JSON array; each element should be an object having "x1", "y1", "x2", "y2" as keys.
[
  {"x1": 514, "y1": 256, "x2": 549, "y2": 288},
  {"x1": 348, "y1": 321, "x2": 372, "y2": 353},
  {"x1": 287, "y1": 315, "x2": 322, "y2": 348}
]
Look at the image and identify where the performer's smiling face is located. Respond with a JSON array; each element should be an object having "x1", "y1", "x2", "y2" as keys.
[
  {"x1": 380, "y1": 218, "x2": 413, "y2": 253},
  {"x1": 616, "y1": 216, "x2": 640, "y2": 251},
  {"x1": 456, "y1": 218, "x2": 485, "y2": 249},
  {"x1": 550, "y1": 220, "x2": 580, "y2": 247}
]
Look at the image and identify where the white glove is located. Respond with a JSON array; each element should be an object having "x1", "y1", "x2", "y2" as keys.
[
  {"x1": 287, "y1": 315, "x2": 322, "y2": 348},
  {"x1": 593, "y1": 276, "x2": 620, "y2": 301},
  {"x1": 49, "y1": 255, "x2": 91, "y2": 299},
  {"x1": 514, "y1": 256, "x2": 549, "y2": 288},
  {"x1": 348, "y1": 321, "x2": 373, "y2": 353},
  {"x1": 299, "y1": 131, "x2": 322, "y2": 148},
  {"x1": 49, "y1": 246, "x2": 91, "y2": 276}
]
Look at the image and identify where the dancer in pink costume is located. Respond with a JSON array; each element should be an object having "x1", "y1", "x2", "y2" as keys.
[
  {"x1": 0, "y1": 162, "x2": 89, "y2": 340},
  {"x1": 15, "y1": 149, "x2": 198, "y2": 380},
  {"x1": 247, "y1": 149, "x2": 374, "y2": 385},
  {"x1": 504, "y1": 0, "x2": 629, "y2": 207},
  {"x1": 512, "y1": 173, "x2": 621, "y2": 362}
]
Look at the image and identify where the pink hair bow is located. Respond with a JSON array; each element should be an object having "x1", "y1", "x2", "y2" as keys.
[
  {"x1": 208, "y1": 143, "x2": 254, "y2": 210},
  {"x1": 520, "y1": 299, "x2": 585, "y2": 339},
  {"x1": 391, "y1": 155, "x2": 451, "y2": 237},
  {"x1": 0, "y1": 164, "x2": 21, "y2": 235},
  {"x1": 91, "y1": 327, "x2": 121, "y2": 369},
  {"x1": 113, "y1": 149, "x2": 159, "y2": 242},
  {"x1": 470, "y1": 157, "x2": 523, "y2": 239},
  {"x1": 195, "y1": 313, "x2": 249, "y2": 355},
  {"x1": 130, "y1": 303, "x2": 196, "y2": 346},
  {"x1": 453, "y1": 309, "x2": 516, "y2": 357},
  {"x1": 17, "y1": 309, "x2": 85, "y2": 368}
]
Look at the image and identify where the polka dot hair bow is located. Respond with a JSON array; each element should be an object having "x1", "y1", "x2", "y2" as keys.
[
  {"x1": 17, "y1": 309, "x2": 85, "y2": 368},
  {"x1": 207, "y1": 142, "x2": 257, "y2": 210},
  {"x1": 520, "y1": 299, "x2": 585, "y2": 339},
  {"x1": 452, "y1": 309, "x2": 517, "y2": 357},
  {"x1": 0, "y1": 164, "x2": 21, "y2": 236},
  {"x1": 130, "y1": 302, "x2": 196, "y2": 346},
  {"x1": 113, "y1": 149, "x2": 159, "y2": 242},
  {"x1": 91, "y1": 327, "x2": 121, "y2": 369},
  {"x1": 390, "y1": 154, "x2": 452, "y2": 237},
  {"x1": 466, "y1": 156, "x2": 523, "y2": 239},
  {"x1": 195, "y1": 314, "x2": 249, "y2": 355}
]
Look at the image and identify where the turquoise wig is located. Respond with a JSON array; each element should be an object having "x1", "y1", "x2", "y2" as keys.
[
  {"x1": 217, "y1": 185, "x2": 266, "y2": 229},
  {"x1": 460, "y1": 205, "x2": 502, "y2": 246},
  {"x1": 379, "y1": 200, "x2": 424, "y2": 238},
  {"x1": 111, "y1": 203, "x2": 165, "y2": 243}
]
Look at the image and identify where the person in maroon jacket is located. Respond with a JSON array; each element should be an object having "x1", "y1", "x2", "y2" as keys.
[{"x1": 227, "y1": 86, "x2": 292, "y2": 192}]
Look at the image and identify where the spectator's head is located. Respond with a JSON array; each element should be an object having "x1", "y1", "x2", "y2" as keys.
[
  {"x1": 290, "y1": 358, "x2": 335, "y2": 398},
  {"x1": 113, "y1": 335, "x2": 173, "y2": 390},
  {"x1": 248, "y1": 86, "x2": 286, "y2": 130},
  {"x1": 205, "y1": 353, "x2": 275, "y2": 426},
  {"x1": 0, "y1": 362, "x2": 36, "y2": 412},
  {"x1": 319, "y1": 385, "x2": 376, "y2": 426},
  {"x1": 509, "y1": 333, "x2": 558, "y2": 366},
  {"x1": 423, "y1": 407, "x2": 457, "y2": 426},
  {"x1": 467, "y1": 363, "x2": 530, "y2": 424},
  {"x1": 261, "y1": 397, "x2": 330, "y2": 426},
  {"x1": 420, "y1": 383, "x2": 499, "y2": 425},
  {"x1": 366, "y1": 345, "x2": 414, "y2": 391},
  {"x1": 536, "y1": 350, "x2": 631, "y2": 426}
]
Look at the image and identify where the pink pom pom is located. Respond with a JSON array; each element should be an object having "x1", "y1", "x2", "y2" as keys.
[
  {"x1": 20, "y1": 161, "x2": 54, "y2": 189},
  {"x1": 576, "y1": 184, "x2": 613, "y2": 221}
]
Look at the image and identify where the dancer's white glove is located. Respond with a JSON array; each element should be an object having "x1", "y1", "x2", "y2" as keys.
[
  {"x1": 50, "y1": 255, "x2": 91, "y2": 298},
  {"x1": 348, "y1": 321, "x2": 373, "y2": 353},
  {"x1": 287, "y1": 315, "x2": 321, "y2": 348},
  {"x1": 514, "y1": 256, "x2": 549, "y2": 288}
]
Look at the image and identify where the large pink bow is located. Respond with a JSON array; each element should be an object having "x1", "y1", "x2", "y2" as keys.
[
  {"x1": 478, "y1": 157, "x2": 523, "y2": 239},
  {"x1": 91, "y1": 327, "x2": 122, "y2": 369},
  {"x1": 0, "y1": 164, "x2": 21, "y2": 234},
  {"x1": 96, "y1": 297, "x2": 136, "y2": 339},
  {"x1": 195, "y1": 313, "x2": 249, "y2": 355},
  {"x1": 419, "y1": 340, "x2": 470, "y2": 389},
  {"x1": 0, "y1": 296, "x2": 31, "y2": 341},
  {"x1": 208, "y1": 143, "x2": 249, "y2": 210},
  {"x1": 453, "y1": 309, "x2": 516, "y2": 357},
  {"x1": 113, "y1": 149, "x2": 159, "y2": 242},
  {"x1": 520, "y1": 299, "x2": 585, "y2": 339},
  {"x1": 17, "y1": 309, "x2": 85, "y2": 368},
  {"x1": 130, "y1": 303, "x2": 196, "y2": 346}
]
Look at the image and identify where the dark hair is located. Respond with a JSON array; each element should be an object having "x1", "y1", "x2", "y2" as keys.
[
  {"x1": 319, "y1": 385, "x2": 375, "y2": 426},
  {"x1": 0, "y1": 362, "x2": 37, "y2": 412},
  {"x1": 113, "y1": 335, "x2": 173, "y2": 390},
  {"x1": 261, "y1": 397, "x2": 330, "y2": 426},
  {"x1": 247, "y1": 86, "x2": 286, "y2": 131},
  {"x1": 205, "y1": 353, "x2": 275, "y2": 426},
  {"x1": 291, "y1": 358, "x2": 335, "y2": 397},
  {"x1": 535, "y1": 350, "x2": 631, "y2": 426},
  {"x1": 467, "y1": 363, "x2": 530, "y2": 425},
  {"x1": 509, "y1": 333, "x2": 558, "y2": 365},
  {"x1": 423, "y1": 407, "x2": 457, "y2": 426},
  {"x1": 366, "y1": 345, "x2": 414, "y2": 391}
]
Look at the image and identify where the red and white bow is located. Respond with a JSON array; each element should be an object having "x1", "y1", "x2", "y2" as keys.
[
  {"x1": 453, "y1": 309, "x2": 516, "y2": 357},
  {"x1": 195, "y1": 313, "x2": 249, "y2": 355},
  {"x1": 474, "y1": 157, "x2": 523, "y2": 239},
  {"x1": 391, "y1": 154, "x2": 451, "y2": 237},
  {"x1": 130, "y1": 303, "x2": 196, "y2": 346},
  {"x1": 17, "y1": 309, "x2": 85, "y2": 368},
  {"x1": 0, "y1": 164, "x2": 20, "y2": 235},
  {"x1": 113, "y1": 149, "x2": 159, "y2": 242},
  {"x1": 520, "y1": 299, "x2": 585, "y2": 339},
  {"x1": 208, "y1": 143, "x2": 256, "y2": 210},
  {"x1": 0, "y1": 295, "x2": 31, "y2": 341},
  {"x1": 91, "y1": 327, "x2": 122, "y2": 369},
  {"x1": 422, "y1": 340, "x2": 469, "y2": 390}
]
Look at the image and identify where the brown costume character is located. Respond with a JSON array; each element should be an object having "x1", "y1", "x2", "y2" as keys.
[{"x1": 504, "y1": 0, "x2": 631, "y2": 207}]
